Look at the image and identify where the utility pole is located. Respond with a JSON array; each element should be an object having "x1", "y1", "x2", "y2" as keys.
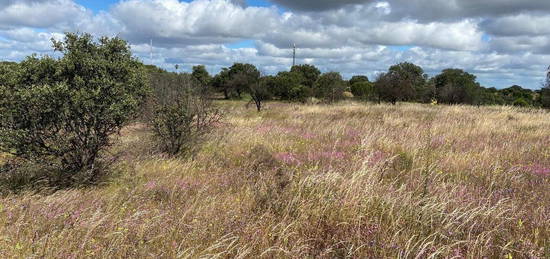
[
  {"x1": 150, "y1": 39, "x2": 153, "y2": 65},
  {"x1": 292, "y1": 43, "x2": 296, "y2": 67}
]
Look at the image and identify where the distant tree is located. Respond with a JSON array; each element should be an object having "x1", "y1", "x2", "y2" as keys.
[
  {"x1": 389, "y1": 62, "x2": 429, "y2": 101},
  {"x1": 267, "y1": 71, "x2": 305, "y2": 100},
  {"x1": 374, "y1": 62, "x2": 427, "y2": 104},
  {"x1": 192, "y1": 65, "x2": 211, "y2": 87},
  {"x1": 541, "y1": 66, "x2": 550, "y2": 108},
  {"x1": 212, "y1": 68, "x2": 231, "y2": 99},
  {"x1": 434, "y1": 69, "x2": 481, "y2": 105},
  {"x1": 314, "y1": 72, "x2": 346, "y2": 103},
  {"x1": 479, "y1": 87, "x2": 505, "y2": 105},
  {"x1": 350, "y1": 81, "x2": 375, "y2": 100},
  {"x1": 0, "y1": 33, "x2": 149, "y2": 185},
  {"x1": 227, "y1": 63, "x2": 260, "y2": 98},
  {"x1": 291, "y1": 64, "x2": 321, "y2": 88},
  {"x1": 248, "y1": 75, "x2": 272, "y2": 112},
  {"x1": 499, "y1": 85, "x2": 536, "y2": 106},
  {"x1": 349, "y1": 75, "x2": 369, "y2": 86}
]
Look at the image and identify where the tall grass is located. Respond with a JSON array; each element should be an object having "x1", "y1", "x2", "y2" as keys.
[{"x1": 1, "y1": 102, "x2": 548, "y2": 258}]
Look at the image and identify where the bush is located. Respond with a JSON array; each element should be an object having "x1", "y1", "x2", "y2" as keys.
[
  {"x1": 512, "y1": 98, "x2": 529, "y2": 107},
  {"x1": 150, "y1": 74, "x2": 222, "y2": 156},
  {"x1": 0, "y1": 33, "x2": 148, "y2": 186}
]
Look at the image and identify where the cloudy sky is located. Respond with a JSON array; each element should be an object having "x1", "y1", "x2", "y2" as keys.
[{"x1": 1, "y1": 0, "x2": 549, "y2": 89}]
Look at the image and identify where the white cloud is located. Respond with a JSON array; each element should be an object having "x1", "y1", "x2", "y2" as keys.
[
  {"x1": 0, "y1": 0, "x2": 89, "y2": 29},
  {"x1": 0, "y1": 0, "x2": 549, "y2": 89}
]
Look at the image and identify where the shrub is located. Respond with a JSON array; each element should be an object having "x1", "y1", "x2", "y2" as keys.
[
  {"x1": 150, "y1": 74, "x2": 222, "y2": 156},
  {"x1": 0, "y1": 33, "x2": 148, "y2": 186},
  {"x1": 512, "y1": 97, "x2": 529, "y2": 107}
]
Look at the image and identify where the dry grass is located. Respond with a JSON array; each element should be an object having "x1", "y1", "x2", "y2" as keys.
[{"x1": 1, "y1": 101, "x2": 549, "y2": 258}]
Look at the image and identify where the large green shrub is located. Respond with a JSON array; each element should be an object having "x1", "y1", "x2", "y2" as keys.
[{"x1": 0, "y1": 33, "x2": 148, "y2": 185}]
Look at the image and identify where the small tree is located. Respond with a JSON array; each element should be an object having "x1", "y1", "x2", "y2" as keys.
[
  {"x1": 212, "y1": 68, "x2": 232, "y2": 99},
  {"x1": 192, "y1": 65, "x2": 211, "y2": 87},
  {"x1": 227, "y1": 63, "x2": 260, "y2": 99},
  {"x1": 150, "y1": 74, "x2": 222, "y2": 156},
  {"x1": 0, "y1": 33, "x2": 148, "y2": 184},
  {"x1": 314, "y1": 72, "x2": 346, "y2": 103},
  {"x1": 248, "y1": 75, "x2": 272, "y2": 112}
]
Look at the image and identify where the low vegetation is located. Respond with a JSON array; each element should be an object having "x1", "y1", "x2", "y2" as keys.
[{"x1": 1, "y1": 102, "x2": 549, "y2": 258}]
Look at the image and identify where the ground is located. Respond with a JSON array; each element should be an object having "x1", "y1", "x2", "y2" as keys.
[{"x1": 0, "y1": 101, "x2": 549, "y2": 258}]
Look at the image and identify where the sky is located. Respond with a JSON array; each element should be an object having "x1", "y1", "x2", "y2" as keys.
[{"x1": 1, "y1": 0, "x2": 549, "y2": 89}]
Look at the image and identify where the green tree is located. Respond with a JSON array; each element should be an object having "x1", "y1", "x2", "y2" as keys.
[
  {"x1": 349, "y1": 75, "x2": 369, "y2": 86},
  {"x1": 267, "y1": 71, "x2": 305, "y2": 100},
  {"x1": 314, "y1": 72, "x2": 346, "y2": 103},
  {"x1": 499, "y1": 85, "x2": 535, "y2": 106},
  {"x1": 227, "y1": 63, "x2": 260, "y2": 99},
  {"x1": 212, "y1": 68, "x2": 231, "y2": 99},
  {"x1": 291, "y1": 64, "x2": 321, "y2": 88},
  {"x1": 375, "y1": 62, "x2": 427, "y2": 104},
  {"x1": 350, "y1": 81, "x2": 375, "y2": 100},
  {"x1": 0, "y1": 33, "x2": 148, "y2": 185},
  {"x1": 434, "y1": 69, "x2": 481, "y2": 105},
  {"x1": 192, "y1": 65, "x2": 211, "y2": 87}
]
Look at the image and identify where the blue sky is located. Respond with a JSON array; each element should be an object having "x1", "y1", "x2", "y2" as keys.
[{"x1": 2, "y1": 0, "x2": 550, "y2": 89}]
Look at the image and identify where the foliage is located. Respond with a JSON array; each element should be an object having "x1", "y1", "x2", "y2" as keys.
[
  {"x1": 291, "y1": 64, "x2": 321, "y2": 88},
  {"x1": 314, "y1": 72, "x2": 346, "y2": 103},
  {"x1": 248, "y1": 76, "x2": 272, "y2": 111},
  {"x1": 349, "y1": 75, "x2": 369, "y2": 86},
  {"x1": 192, "y1": 65, "x2": 211, "y2": 87},
  {"x1": 0, "y1": 33, "x2": 148, "y2": 185},
  {"x1": 227, "y1": 63, "x2": 260, "y2": 99},
  {"x1": 350, "y1": 81, "x2": 375, "y2": 100},
  {"x1": 434, "y1": 69, "x2": 481, "y2": 105},
  {"x1": 212, "y1": 68, "x2": 232, "y2": 99},
  {"x1": 266, "y1": 71, "x2": 305, "y2": 100},
  {"x1": 150, "y1": 73, "x2": 222, "y2": 156},
  {"x1": 375, "y1": 62, "x2": 428, "y2": 104}
]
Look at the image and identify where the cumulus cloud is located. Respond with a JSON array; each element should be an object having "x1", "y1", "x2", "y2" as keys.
[
  {"x1": 268, "y1": 0, "x2": 373, "y2": 11},
  {"x1": 0, "y1": 0, "x2": 89, "y2": 29},
  {"x1": 0, "y1": 0, "x2": 549, "y2": 89},
  {"x1": 481, "y1": 14, "x2": 550, "y2": 36},
  {"x1": 388, "y1": 0, "x2": 550, "y2": 22},
  {"x1": 110, "y1": 0, "x2": 280, "y2": 46}
]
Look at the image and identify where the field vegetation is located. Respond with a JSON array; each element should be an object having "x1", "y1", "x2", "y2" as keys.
[
  {"x1": 1, "y1": 101, "x2": 549, "y2": 258},
  {"x1": 1, "y1": 33, "x2": 549, "y2": 258}
]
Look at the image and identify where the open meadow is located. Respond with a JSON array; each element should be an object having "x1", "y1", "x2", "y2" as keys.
[{"x1": 1, "y1": 102, "x2": 549, "y2": 258}]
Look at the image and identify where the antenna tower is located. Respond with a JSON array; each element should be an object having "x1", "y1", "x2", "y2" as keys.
[
  {"x1": 292, "y1": 43, "x2": 296, "y2": 67},
  {"x1": 150, "y1": 39, "x2": 153, "y2": 64}
]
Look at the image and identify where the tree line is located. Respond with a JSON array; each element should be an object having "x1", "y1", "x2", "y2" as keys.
[{"x1": 181, "y1": 62, "x2": 550, "y2": 110}]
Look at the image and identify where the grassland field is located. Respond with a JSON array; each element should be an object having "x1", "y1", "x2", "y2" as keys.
[{"x1": 0, "y1": 101, "x2": 549, "y2": 258}]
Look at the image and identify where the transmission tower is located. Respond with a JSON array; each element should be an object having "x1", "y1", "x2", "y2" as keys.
[
  {"x1": 150, "y1": 39, "x2": 153, "y2": 65},
  {"x1": 292, "y1": 43, "x2": 296, "y2": 67}
]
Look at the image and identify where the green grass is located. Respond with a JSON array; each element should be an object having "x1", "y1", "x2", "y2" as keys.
[{"x1": 0, "y1": 102, "x2": 549, "y2": 258}]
